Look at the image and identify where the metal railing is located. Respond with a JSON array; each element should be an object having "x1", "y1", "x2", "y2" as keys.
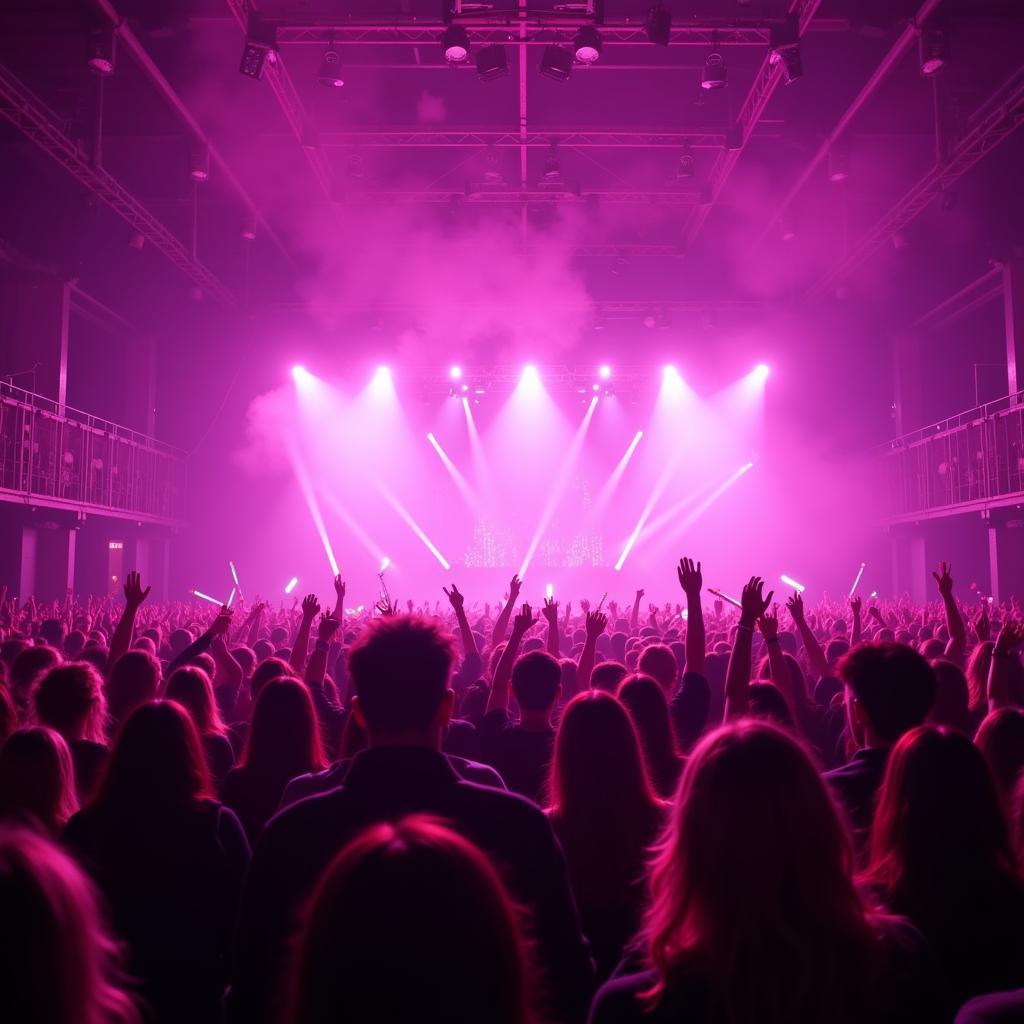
[{"x1": 0, "y1": 381, "x2": 186, "y2": 524}]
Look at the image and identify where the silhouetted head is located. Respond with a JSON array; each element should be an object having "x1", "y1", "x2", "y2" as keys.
[
  {"x1": 590, "y1": 660, "x2": 628, "y2": 694},
  {"x1": 288, "y1": 815, "x2": 534, "y2": 1024},
  {"x1": 240, "y1": 678, "x2": 325, "y2": 781},
  {"x1": 975, "y1": 708, "x2": 1024, "y2": 809},
  {"x1": 0, "y1": 825, "x2": 139, "y2": 1024},
  {"x1": 10, "y1": 645, "x2": 61, "y2": 708},
  {"x1": 748, "y1": 681, "x2": 795, "y2": 729},
  {"x1": 638, "y1": 644, "x2": 677, "y2": 692},
  {"x1": 927, "y1": 659, "x2": 971, "y2": 734},
  {"x1": 0, "y1": 687, "x2": 14, "y2": 747},
  {"x1": 0, "y1": 728, "x2": 78, "y2": 835},
  {"x1": 107, "y1": 651, "x2": 161, "y2": 725},
  {"x1": 38, "y1": 619, "x2": 65, "y2": 649},
  {"x1": 31, "y1": 662, "x2": 108, "y2": 745},
  {"x1": 165, "y1": 666, "x2": 225, "y2": 737},
  {"x1": 511, "y1": 651, "x2": 561, "y2": 715},
  {"x1": 617, "y1": 673, "x2": 683, "y2": 782},
  {"x1": 249, "y1": 656, "x2": 294, "y2": 704}
]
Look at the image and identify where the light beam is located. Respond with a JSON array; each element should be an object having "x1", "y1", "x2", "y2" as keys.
[{"x1": 379, "y1": 487, "x2": 452, "y2": 571}]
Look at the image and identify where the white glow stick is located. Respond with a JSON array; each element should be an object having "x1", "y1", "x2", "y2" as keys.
[
  {"x1": 284, "y1": 577, "x2": 299, "y2": 595},
  {"x1": 229, "y1": 561, "x2": 240, "y2": 586},
  {"x1": 227, "y1": 587, "x2": 236, "y2": 608},
  {"x1": 190, "y1": 589, "x2": 222, "y2": 606},
  {"x1": 848, "y1": 562, "x2": 866, "y2": 598},
  {"x1": 545, "y1": 583, "x2": 554, "y2": 600},
  {"x1": 708, "y1": 587, "x2": 742, "y2": 609},
  {"x1": 781, "y1": 574, "x2": 806, "y2": 593},
  {"x1": 597, "y1": 591, "x2": 608, "y2": 611}
]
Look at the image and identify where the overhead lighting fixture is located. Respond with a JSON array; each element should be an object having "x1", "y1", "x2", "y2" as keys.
[
  {"x1": 317, "y1": 44, "x2": 344, "y2": 87},
  {"x1": 87, "y1": 29, "x2": 116, "y2": 75},
  {"x1": 701, "y1": 48, "x2": 727, "y2": 90},
  {"x1": 573, "y1": 26, "x2": 602, "y2": 65},
  {"x1": 241, "y1": 211, "x2": 257, "y2": 241},
  {"x1": 827, "y1": 146, "x2": 848, "y2": 183},
  {"x1": 476, "y1": 44, "x2": 509, "y2": 80},
  {"x1": 646, "y1": 4, "x2": 672, "y2": 47},
  {"x1": 239, "y1": 13, "x2": 277, "y2": 80},
  {"x1": 442, "y1": 25, "x2": 471, "y2": 64},
  {"x1": 919, "y1": 21, "x2": 949, "y2": 76},
  {"x1": 540, "y1": 44, "x2": 573, "y2": 81},
  {"x1": 677, "y1": 147, "x2": 695, "y2": 178},
  {"x1": 769, "y1": 16, "x2": 803, "y2": 84},
  {"x1": 539, "y1": 143, "x2": 565, "y2": 189},
  {"x1": 189, "y1": 143, "x2": 210, "y2": 182}
]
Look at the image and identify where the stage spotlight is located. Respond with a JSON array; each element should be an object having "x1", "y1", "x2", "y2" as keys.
[
  {"x1": 919, "y1": 21, "x2": 949, "y2": 76},
  {"x1": 450, "y1": 365, "x2": 463, "y2": 379},
  {"x1": 317, "y1": 45, "x2": 344, "y2": 87},
  {"x1": 701, "y1": 48, "x2": 727, "y2": 90},
  {"x1": 239, "y1": 13, "x2": 277, "y2": 79},
  {"x1": 599, "y1": 365, "x2": 611, "y2": 380},
  {"x1": 476, "y1": 44, "x2": 509, "y2": 80},
  {"x1": 540, "y1": 44, "x2": 573, "y2": 81},
  {"x1": 374, "y1": 365, "x2": 391, "y2": 382},
  {"x1": 87, "y1": 29, "x2": 116, "y2": 75},
  {"x1": 827, "y1": 147, "x2": 848, "y2": 183},
  {"x1": 442, "y1": 25, "x2": 471, "y2": 64},
  {"x1": 573, "y1": 26, "x2": 602, "y2": 64},
  {"x1": 754, "y1": 363, "x2": 770, "y2": 381},
  {"x1": 647, "y1": 4, "x2": 672, "y2": 47},
  {"x1": 677, "y1": 147, "x2": 695, "y2": 178},
  {"x1": 769, "y1": 16, "x2": 803, "y2": 85},
  {"x1": 522, "y1": 364, "x2": 540, "y2": 387},
  {"x1": 241, "y1": 211, "x2": 257, "y2": 241},
  {"x1": 189, "y1": 143, "x2": 210, "y2": 183}
]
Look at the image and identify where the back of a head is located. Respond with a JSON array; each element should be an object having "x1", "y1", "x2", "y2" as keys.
[
  {"x1": 0, "y1": 686, "x2": 14, "y2": 747},
  {"x1": 63, "y1": 630, "x2": 86, "y2": 659},
  {"x1": 96, "y1": 701, "x2": 211, "y2": 811},
  {"x1": 107, "y1": 651, "x2": 160, "y2": 724},
  {"x1": 966, "y1": 641, "x2": 994, "y2": 713},
  {"x1": 250, "y1": 656, "x2": 294, "y2": 704},
  {"x1": 349, "y1": 616, "x2": 454, "y2": 737},
  {"x1": 168, "y1": 629, "x2": 192, "y2": 655},
  {"x1": 617, "y1": 673, "x2": 678, "y2": 765},
  {"x1": 646, "y1": 721, "x2": 876, "y2": 1015},
  {"x1": 242, "y1": 678, "x2": 324, "y2": 779},
  {"x1": 747, "y1": 681, "x2": 794, "y2": 729},
  {"x1": 11, "y1": 645, "x2": 61, "y2": 702},
  {"x1": 550, "y1": 690, "x2": 656, "y2": 819},
  {"x1": 869, "y1": 725, "x2": 1015, "y2": 908},
  {"x1": 165, "y1": 666, "x2": 221, "y2": 736},
  {"x1": 39, "y1": 619, "x2": 65, "y2": 649},
  {"x1": 0, "y1": 825, "x2": 138, "y2": 1024},
  {"x1": 511, "y1": 650, "x2": 561, "y2": 713},
  {"x1": 590, "y1": 659, "x2": 628, "y2": 694},
  {"x1": 638, "y1": 644, "x2": 677, "y2": 692},
  {"x1": 975, "y1": 708, "x2": 1024, "y2": 805},
  {"x1": 0, "y1": 728, "x2": 78, "y2": 834},
  {"x1": 289, "y1": 815, "x2": 533, "y2": 1024},
  {"x1": 928, "y1": 659, "x2": 971, "y2": 734},
  {"x1": 32, "y1": 662, "x2": 108, "y2": 744},
  {"x1": 838, "y1": 642, "x2": 936, "y2": 744}
]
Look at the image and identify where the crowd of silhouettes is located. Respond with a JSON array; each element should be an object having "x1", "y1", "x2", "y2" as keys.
[{"x1": 0, "y1": 558, "x2": 1022, "y2": 1023}]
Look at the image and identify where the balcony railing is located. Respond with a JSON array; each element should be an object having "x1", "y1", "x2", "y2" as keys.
[
  {"x1": 876, "y1": 391, "x2": 1024, "y2": 522},
  {"x1": 0, "y1": 380, "x2": 186, "y2": 524}
]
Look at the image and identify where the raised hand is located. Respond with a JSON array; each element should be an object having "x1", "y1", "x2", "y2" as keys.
[
  {"x1": 210, "y1": 607, "x2": 233, "y2": 637},
  {"x1": 868, "y1": 605, "x2": 885, "y2": 624},
  {"x1": 993, "y1": 620, "x2": 1024, "y2": 656},
  {"x1": 580, "y1": 598, "x2": 591, "y2": 613},
  {"x1": 786, "y1": 591, "x2": 805, "y2": 624},
  {"x1": 542, "y1": 597, "x2": 559, "y2": 625},
  {"x1": 123, "y1": 571, "x2": 151, "y2": 609},
  {"x1": 508, "y1": 575, "x2": 522, "y2": 601},
  {"x1": 932, "y1": 561, "x2": 954, "y2": 597},
  {"x1": 677, "y1": 557, "x2": 703, "y2": 597},
  {"x1": 585, "y1": 610, "x2": 608, "y2": 639},
  {"x1": 635, "y1": 589, "x2": 645, "y2": 601},
  {"x1": 375, "y1": 596, "x2": 397, "y2": 617},
  {"x1": 442, "y1": 584, "x2": 465, "y2": 611},
  {"x1": 333, "y1": 575, "x2": 346, "y2": 601},
  {"x1": 758, "y1": 606, "x2": 779, "y2": 639},
  {"x1": 975, "y1": 607, "x2": 991, "y2": 642},
  {"x1": 301, "y1": 594, "x2": 321, "y2": 620},
  {"x1": 318, "y1": 613, "x2": 341, "y2": 643},
  {"x1": 850, "y1": 596, "x2": 862, "y2": 616},
  {"x1": 741, "y1": 577, "x2": 774, "y2": 627},
  {"x1": 513, "y1": 603, "x2": 536, "y2": 635}
]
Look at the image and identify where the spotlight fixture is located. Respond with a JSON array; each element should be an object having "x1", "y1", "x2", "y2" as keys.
[
  {"x1": 646, "y1": 4, "x2": 672, "y2": 47},
  {"x1": 769, "y1": 16, "x2": 803, "y2": 84},
  {"x1": 189, "y1": 143, "x2": 210, "y2": 183},
  {"x1": 239, "y1": 13, "x2": 277, "y2": 80},
  {"x1": 442, "y1": 25, "x2": 471, "y2": 64},
  {"x1": 87, "y1": 29, "x2": 116, "y2": 75},
  {"x1": 539, "y1": 144, "x2": 565, "y2": 190},
  {"x1": 677, "y1": 147, "x2": 695, "y2": 178},
  {"x1": 919, "y1": 21, "x2": 949, "y2": 76},
  {"x1": 449, "y1": 365, "x2": 463, "y2": 379},
  {"x1": 317, "y1": 45, "x2": 344, "y2": 87},
  {"x1": 780, "y1": 218, "x2": 796, "y2": 242},
  {"x1": 599, "y1": 365, "x2": 612, "y2": 380},
  {"x1": 241, "y1": 212, "x2": 257, "y2": 241},
  {"x1": 573, "y1": 26, "x2": 602, "y2": 64},
  {"x1": 540, "y1": 44, "x2": 573, "y2": 81},
  {"x1": 827, "y1": 146, "x2": 848, "y2": 183},
  {"x1": 476, "y1": 44, "x2": 509, "y2": 81},
  {"x1": 701, "y1": 49, "x2": 727, "y2": 90}
]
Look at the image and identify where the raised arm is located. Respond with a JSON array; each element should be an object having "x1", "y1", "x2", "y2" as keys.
[
  {"x1": 486, "y1": 603, "x2": 535, "y2": 716},
  {"x1": 245, "y1": 601, "x2": 265, "y2": 649},
  {"x1": 677, "y1": 556, "x2": 705, "y2": 677},
  {"x1": 933, "y1": 561, "x2": 967, "y2": 665},
  {"x1": 331, "y1": 575, "x2": 346, "y2": 621},
  {"x1": 541, "y1": 598, "x2": 561, "y2": 658},
  {"x1": 724, "y1": 577, "x2": 773, "y2": 722},
  {"x1": 167, "y1": 608, "x2": 233, "y2": 677},
  {"x1": 210, "y1": 633, "x2": 244, "y2": 704},
  {"x1": 850, "y1": 596, "x2": 863, "y2": 647},
  {"x1": 577, "y1": 610, "x2": 608, "y2": 691},
  {"x1": 306, "y1": 613, "x2": 340, "y2": 689},
  {"x1": 758, "y1": 607, "x2": 796, "y2": 714},
  {"x1": 786, "y1": 592, "x2": 831, "y2": 681},
  {"x1": 443, "y1": 584, "x2": 479, "y2": 661},
  {"x1": 987, "y1": 621, "x2": 1024, "y2": 712},
  {"x1": 107, "y1": 571, "x2": 151, "y2": 676},
  {"x1": 630, "y1": 588, "x2": 644, "y2": 634},
  {"x1": 491, "y1": 574, "x2": 522, "y2": 648},
  {"x1": 290, "y1": 594, "x2": 321, "y2": 676}
]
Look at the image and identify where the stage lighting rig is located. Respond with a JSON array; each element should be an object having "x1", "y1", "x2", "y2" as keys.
[
  {"x1": 87, "y1": 28, "x2": 116, "y2": 75},
  {"x1": 476, "y1": 45, "x2": 509, "y2": 81},
  {"x1": 239, "y1": 13, "x2": 277, "y2": 80},
  {"x1": 919, "y1": 20, "x2": 949, "y2": 76},
  {"x1": 443, "y1": 25, "x2": 471, "y2": 64},
  {"x1": 540, "y1": 44, "x2": 573, "y2": 81},
  {"x1": 317, "y1": 42, "x2": 344, "y2": 87},
  {"x1": 701, "y1": 46, "x2": 727, "y2": 90},
  {"x1": 769, "y1": 15, "x2": 803, "y2": 85},
  {"x1": 573, "y1": 26, "x2": 603, "y2": 65},
  {"x1": 646, "y1": 4, "x2": 671, "y2": 47}
]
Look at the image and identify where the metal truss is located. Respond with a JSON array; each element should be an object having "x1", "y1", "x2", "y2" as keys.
[
  {"x1": 681, "y1": 0, "x2": 825, "y2": 250},
  {"x1": 335, "y1": 188, "x2": 702, "y2": 204},
  {"x1": 0, "y1": 62, "x2": 235, "y2": 306},
  {"x1": 265, "y1": 298, "x2": 764, "y2": 316},
  {"x1": 913, "y1": 265, "x2": 1003, "y2": 333},
  {"x1": 812, "y1": 69, "x2": 1024, "y2": 297}
]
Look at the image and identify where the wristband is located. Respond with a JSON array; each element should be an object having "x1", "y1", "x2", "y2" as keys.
[{"x1": 315, "y1": 640, "x2": 331, "y2": 653}]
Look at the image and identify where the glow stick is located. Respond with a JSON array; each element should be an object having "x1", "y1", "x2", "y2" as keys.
[
  {"x1": 227, "y1": 587, "x2": 237, "y2": 608},
  {"x1": 781, "y1": 575, "x2": 806, "y2": 593},
  {"x1": 190, "y1": 589, "x2": 222, "y2": 606},
  {"x1": 848, "y1": 562, "x2": 866, "y2": 598},
  {"x1": 545, "y1": 583, "x2": 554, "y2": 600},
  {"x1": 284, "y1": 577, "x2": 299, "y2": 595},
  {"x1": 597, "y1": 591, "x2": 607, "y2": 611},
  {"x1": 380, "y1": 556, "x2": 391, "y2": 573},
  {"x1": 229, "y1": 561, "x2": 240, "y2": 586},
  {"x1": 870, "y1": 591, "x2": 878, "y2": 598},
  {"x1": 708, "y1": 587, "x2": 742, "y2": 609}
]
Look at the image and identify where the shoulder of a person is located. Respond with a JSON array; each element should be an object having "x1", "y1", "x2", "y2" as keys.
[{"x1": 590, "y1": 970, "x2": 660, "y2": 1023}]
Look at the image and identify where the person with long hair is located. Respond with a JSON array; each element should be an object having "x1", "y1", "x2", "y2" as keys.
[
  {"x1": 0, "y1": 825, "x2": 139, "y2": 1024},
  {"x1": 31, "y1": 661, "x2": 110, "y2": 800},
  {"x1": 0, "y1": 727, "x2": 78, "y2": 835},
  {"x1": 548, "y1": 691, "x2": 666, "y2": 978},
  {"x1": 287, "y1": 815, "x2": 536, "y2": 1024},
  {"x1": 165, "y1": 666, "x2": 235, "y2": 789},
  {"x1": 221, "y1": 677, "x2": 325, "y2": 842},
  {"x1": 975, "y1": 707, "x2": 1024, "y2": 813},
  {"x1": 65, "y1": 701, "x2": 250, "y2": 1024},
  {"x1": 866, "y1": 725, "x2": 1024, "y2": 1015},
  {"x1": 591, "y1": 720, "x2": 928, "y2": 1024},
  {"x1": 106, "y1": 650, "x2": 161, "y2": 727},
  {"x1": 616, "y1": 674, "x2": 683, "y2": 799}
]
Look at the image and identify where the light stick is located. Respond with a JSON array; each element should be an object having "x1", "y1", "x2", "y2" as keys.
[
  {"x1": 597, "y1": 591, "x2": 608, "y2": 612},
  {"x1": 284, "y1": 577, "x2": 299, "y2": 594},
  {"x1": 227, "y1": 587, "x2": 237, "y2": 608},
  {"x1": 848, "y1": 562, "x2": 866, "y2": 598},
  {"x1": 545, "y1": 583, "x2": 554, "y2": 600},
  {"x1": 190, "y1": 589, "x2": 222, "y2": 606},
  {"x1": 707, "y1": 587, "x2": 742, "y2": 609},
  {"x1": 781, "y1": 574, "x2": 806, "y2": 593}
]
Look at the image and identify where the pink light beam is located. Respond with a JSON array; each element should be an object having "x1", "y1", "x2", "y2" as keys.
[
  {"x1": 379, "y1": 487, "x2": 452, "y2": 571},
  {"x1": 288, "y1": 443, "x2": 340, "y2": 576},
  {"x1": 426, "y1": 432, "x2": 486, "y2": 518},
  {"x1": 593, "y1": 430, "x2": 644, "y2": 512}
]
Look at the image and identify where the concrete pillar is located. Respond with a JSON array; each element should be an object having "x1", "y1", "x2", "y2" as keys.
[
  {"x1": 1005, "y1": 256, "x2": 1024, "y2": 403},
  {"x1": 19, "y1": 526, "x2": 37, "y2": 602},
  {"x1": 987, "y1": 515, "x2": 1024, "y2": 603}
]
